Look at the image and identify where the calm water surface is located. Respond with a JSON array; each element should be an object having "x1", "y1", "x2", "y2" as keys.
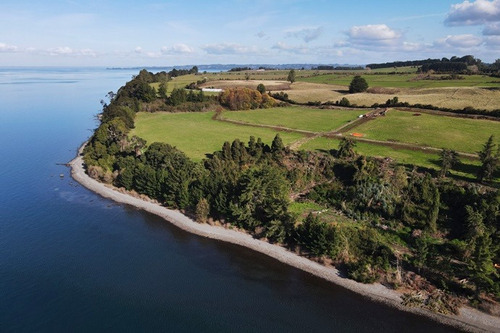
[{"x1": 0, "y1": 67, "x2": 460, "y2": 332}]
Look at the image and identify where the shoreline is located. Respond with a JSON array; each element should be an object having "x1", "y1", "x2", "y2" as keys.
[{"x1": 70, "y1": 143, "x2": 499, "y2": 333}]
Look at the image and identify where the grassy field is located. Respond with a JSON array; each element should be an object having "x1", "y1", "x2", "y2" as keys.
[
  {"x1": 276, "y1": 81, "x2": 500, "y2": 111},
  {"x1": 149, "y1": 70, "x2": 500, "y2": 111},
  {"x1": 220, "y1": 106, "x2": 363, "y2": 132},
  {"x1": 351, "y1": 110, "x2": 500, "y2": 154},
  {"x1": 131, "y1": 111, "x2": 304, "y2": 161},
  {"x1": 298, "y1": 73, "x2": 500, "y2": 89}
]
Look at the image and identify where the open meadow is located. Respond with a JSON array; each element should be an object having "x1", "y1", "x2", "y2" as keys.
[
  {"x1": 283, "y1": 81, "x2": 500, "y2": 110},
  {"x1": 220, "y1": 106, "x2": 362, "y2": 132},
  {"x1": 130, "y1": 111, "x2": 304, "y2": 161},
  {"x1": 351, "y1": 109, "x2": 500, "y2": 153},
  {"x1": 298, "y1": 72, "x2": 500, "y2": 88}
]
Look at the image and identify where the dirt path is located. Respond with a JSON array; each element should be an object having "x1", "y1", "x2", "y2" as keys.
[{"x1": 213, "y1": 108, "x2": 479, "y2": 158}]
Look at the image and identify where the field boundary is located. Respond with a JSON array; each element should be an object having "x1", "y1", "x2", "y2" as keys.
[{"x1": 212, "y1": 107, "x2": 481, "y2": 159}]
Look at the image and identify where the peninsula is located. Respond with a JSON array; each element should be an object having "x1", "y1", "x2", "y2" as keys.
[{"x1": 74, "y1": 60, "x2": 500, "y2": 332}]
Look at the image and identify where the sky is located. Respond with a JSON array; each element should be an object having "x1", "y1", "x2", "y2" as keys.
[{"x1": 1, "y1": 0, "x2": 500, "y2": 66}]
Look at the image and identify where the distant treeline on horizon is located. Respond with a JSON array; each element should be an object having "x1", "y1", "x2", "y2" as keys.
[{"x1": 107, "y1": 54, "x2": 499, "y2": 74}]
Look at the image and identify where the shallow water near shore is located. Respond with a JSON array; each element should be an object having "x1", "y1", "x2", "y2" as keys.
[{"x1": 0, "y1": 67, "x2": 459, "y2": 332}]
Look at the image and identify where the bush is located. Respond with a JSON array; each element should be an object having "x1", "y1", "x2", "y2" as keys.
[{"x1": 219, "y1": 87, "x2": 275, "y2": 110}]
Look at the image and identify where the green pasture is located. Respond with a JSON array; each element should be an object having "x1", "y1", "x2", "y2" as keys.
[
  {"x1": 151, "y1": 74, "x2": 199, "y2": 94},
  {"x1": 220, "y1": 107, "x2": 363, "y2": 132},
  {"x1": 351, "y1": 110, "x2": 500, "y2": 154},
  {"x1": 298, "y1": 73, "x2": 500, "y2": 89},
  {"x1": 131, "y1": 111, "x2": 304, "y2": 161}
]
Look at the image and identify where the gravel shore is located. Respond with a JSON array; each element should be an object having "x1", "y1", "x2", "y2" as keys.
[{"x1": 70, "y1": 145, "x2": 500, "y2": 332}]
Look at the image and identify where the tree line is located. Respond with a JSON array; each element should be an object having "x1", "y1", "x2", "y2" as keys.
[{"x1": 83, "y1": 71, "x2": 499, "y2": 314}]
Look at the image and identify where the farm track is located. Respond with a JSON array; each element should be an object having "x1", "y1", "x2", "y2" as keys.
[{"x1": 213, "y1": 108, "x2": 480, "y2": 158}]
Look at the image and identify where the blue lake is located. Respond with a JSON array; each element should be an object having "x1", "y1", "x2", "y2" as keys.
[{"x1": 0, "y1": 67, "x2": 459, "y2": 332}]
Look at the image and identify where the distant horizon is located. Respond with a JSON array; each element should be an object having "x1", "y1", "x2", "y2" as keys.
[
  {"x1": 1, "y1": 55, "x2": 495, "y2": 70},
  {"x1": 1, "y1": 0, "x2": 499, "y2": 66}
]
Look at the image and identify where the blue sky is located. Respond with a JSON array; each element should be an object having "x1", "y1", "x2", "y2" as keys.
[{"x1": 1, "y1": 0, "x2": 499, "y2": 66}]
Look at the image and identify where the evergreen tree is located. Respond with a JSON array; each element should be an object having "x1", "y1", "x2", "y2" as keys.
[
  {"x1": 337, "y1": 137, "x2": 356, "y2": 159},
  {"x1": 468, "y1": 233, "x2": 497, "y2": 295},
  {"x1": 195, "y1": 198, "x2": 210, "y2": 223},
  {"x1": 287, "y1": 69, "x2": 296, "y2": 83},
  {"x1": 477, "y1": 135, "x2": 498, "y2": 182},
  {"x1": 158, "y1": 81, "x2": 168, "y2": 99},
  {"x1": 439, "y1": 149, "x2": 460, "y2": 178},
  {"x1": 271, "y1": 134, "x2": 284, "y2": 153}
]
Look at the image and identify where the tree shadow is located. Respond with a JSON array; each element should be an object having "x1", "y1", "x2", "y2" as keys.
[{"x1": 332, "y1": 89, "x2": 350, "y2": 94}]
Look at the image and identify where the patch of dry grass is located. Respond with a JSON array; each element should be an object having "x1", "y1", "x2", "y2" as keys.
[
  {"x1": 199, "y1": 80, "x2": 290, "y2": 91},
  {"x1": 285, "y1": 82, "x2": 345, "y2": 103},
  {"x1": 348, "y1": 87, "x2": 500, "y2": 110}
]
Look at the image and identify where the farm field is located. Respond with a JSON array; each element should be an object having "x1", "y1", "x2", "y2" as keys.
[
  {"x1": 153, "y1": 70, "x2": 500, "y2": 111},
  {"x1": 131, "y1": 111, "x2": 304, "y2": 161},
  {"x1": 220, "y1": 106, "x2": 363, "y2": 132},
  {"x1": 298, "y1": 73, "x2": 500, "y2": 89},
  {"x1": 265, "y1": 81, "x2": 500, "y2": 111},
  {"x1": 351, "y1": 110, "x2": 500, "y2": 154}
]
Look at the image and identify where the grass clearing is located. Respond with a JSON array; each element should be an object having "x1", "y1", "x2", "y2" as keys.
[
  {"x1": 347, "y1": 87, "x2": 500, "y2": 111},
  {"x1": 131, "y1": 111, "x2": 304, "y2": 161},
  {"x1": 220, "y1": 106, "x2": 363, "y2": 132},
  {"x1": 352, "y1": 110, "x2": 500, "y2": 154},
  {"x1": 271, "y1": 81, "x2": 500, "y2": 111},
  {"x1": 299, "y1": 73, "x2": 500, "y2": 89}
]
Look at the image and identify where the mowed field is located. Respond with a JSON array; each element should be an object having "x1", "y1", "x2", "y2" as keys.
[
  {"x1": 351, "y1": 110, "x2": 500, "y2": 153},
  {"x1": 220, "y1": 106, "x2": 363, "y2": 132},
  {"x1": 130, "y1": 111, "x2": 304, "y2": 161}
]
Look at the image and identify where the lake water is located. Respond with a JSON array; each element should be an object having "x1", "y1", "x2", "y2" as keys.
[{"x1": 0, "y1": 67, "x2": 459, "y2": 332}]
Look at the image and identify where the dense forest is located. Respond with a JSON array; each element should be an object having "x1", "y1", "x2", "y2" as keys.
[{"x1": 83, "y1": 69, "x2": 499, "y2": 315}]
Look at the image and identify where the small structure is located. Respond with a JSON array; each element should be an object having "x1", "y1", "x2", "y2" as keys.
[{"x1": 201, "y1": 88, "x2": 223, "y2": 93}]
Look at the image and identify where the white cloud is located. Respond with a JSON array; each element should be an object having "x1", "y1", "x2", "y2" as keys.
[
  {"x1": 0, "y1": 42, "x2": 18, "y2": 52},
  {"x1": 445, "y1": 0, "x2": 500, "y2": 26},
  {"x1": 401, "y1": 42, "x2": 426, "y2": 51},
  {"x1": 47, "y1": 46, "x2": 74, "y2": 55},
  {"x1": 483, "y1": 22, "x2": 500, "y2": 34},
  {"x1": 435, "y1": 34, "x2": 484, "y2": 48},
  {"x1": 347, "y1": 24, "x2": 401, "y2": 46},
  {"x1": 134, "y1": 46, "x2": 143, "y2": 54},
  {"x1": 285, "y1": 26, "x2": 323, "y2": 43},
  {"x1": 46, "y1": 46, "x2": 97, "y2": 57},
  {"x1": 161, "y1": 43, "x2": 194, "y2": 55},
  {"x1": 201, "y1": 43, "x2": 259, "y2": 55},
  {"x1": 271, "y1": 42, "x2": 310, "y2": 54}
]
